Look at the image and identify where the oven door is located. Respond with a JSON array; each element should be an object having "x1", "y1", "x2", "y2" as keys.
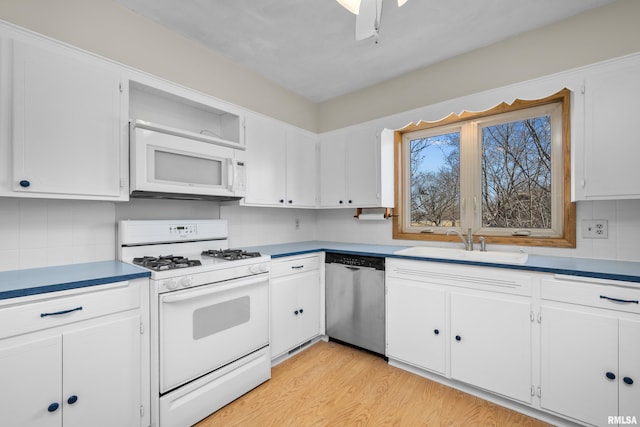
[{"x1": 158, "y1": 273, "x2": 268, "y2": 393}]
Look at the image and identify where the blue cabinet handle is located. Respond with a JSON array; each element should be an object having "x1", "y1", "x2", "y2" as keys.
[
  {"x1": 623, "y1": 377, "x2": 634, "y2": 385},
  {"x1": 599, "y1": 295, "x2": 639, "y2": 304},
  {"x1": 67, "y1": 395, "x2": 78, "y2": 404},
  {"x1": 434, "y1": 329, "x2": 440, "y2": 335},
  {"x1": 606, "y1": 371, "x2": 616, "y2": 380},
  {"x1": 19, "y1": 180, "x2": 30, "y2": 188},
  {"x1": 41, "y1": 306, "x2": 83, "y2": 318},
  {"x1": 47, "y1": 402, "x2": 59, "y2": 412},
  {"x1": 455, "y1": 335, "x2": 462, "y2": 342}
]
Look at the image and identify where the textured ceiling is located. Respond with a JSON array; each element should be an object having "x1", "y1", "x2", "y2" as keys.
[{"x1": 113, "y1": 0, "x2": 615, "y2": 102}]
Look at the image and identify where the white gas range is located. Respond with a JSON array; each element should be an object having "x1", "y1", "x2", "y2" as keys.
[{"x1": 118, "y1": 219, "x2": 271, "y2": 427}]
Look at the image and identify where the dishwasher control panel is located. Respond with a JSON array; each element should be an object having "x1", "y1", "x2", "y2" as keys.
[{"x1": 325, "y1": 252, "x2": 385, "y2": 270}]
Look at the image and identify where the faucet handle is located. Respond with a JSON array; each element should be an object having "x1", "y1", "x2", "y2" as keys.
[{"x1": 478, "y1": 236, "x2": 486, "y2": 252}]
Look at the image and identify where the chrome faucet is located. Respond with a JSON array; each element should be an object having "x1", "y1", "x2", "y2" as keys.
[{"x1": 446, "y1": 228, "x2": 474, "y2": 251}]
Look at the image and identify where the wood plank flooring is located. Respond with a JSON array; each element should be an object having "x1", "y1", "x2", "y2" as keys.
[{"x1": 195, "y1": 341, "x2": 550, "y2": 427}]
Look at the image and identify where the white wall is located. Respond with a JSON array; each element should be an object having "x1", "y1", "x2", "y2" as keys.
[
  {"x1": 2, "y1": 0, "x2": 640, "y2": 270},
  {"x1": 318, "y1": 0, "x2": 640, "y2": 132},
  {"x1": 0, "y1": 198, "x2": 116, "y2": 271},
  {"x1": 220, "y1": 205, "x2": 318, "y2": 248},
  {"x1": 316, "y1": 200, "x2": 640, "y2": 262},
  {"x1": 0, "y1": 197, "x2": 222, "y2": 272},
  {"x1": 0, "y1": 0, "x2": 318, "y2": 132}
]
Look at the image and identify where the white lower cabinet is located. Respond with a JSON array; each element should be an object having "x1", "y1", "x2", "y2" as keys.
[
  {"x1": 270, "y1": 254, "x2": 322, "y2": 359},
  {"x1": 540, "y1": 277, "x2": 640, "y2": 426},
  {"x1": 386, "y1": 277, "x2": 446, "y2": 374},
  {"x1": 386, "y1": 259, "x2": 533, "y2": 404},
  {"x1": 450, "y1": 292, "x2": 532, "y2": 403},
  {"x1": 0, "y1": 280, "x2": 146, "y2": 427}
]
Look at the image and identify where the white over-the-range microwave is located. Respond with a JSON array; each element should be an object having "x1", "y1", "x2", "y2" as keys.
[{"x1": 129, "y1": 120, "x2": 247, "y2": 201}]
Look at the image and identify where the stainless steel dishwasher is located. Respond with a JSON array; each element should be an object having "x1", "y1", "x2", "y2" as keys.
[{"x1": 325, "y1": 252, "x2": 385, "y2": 356}]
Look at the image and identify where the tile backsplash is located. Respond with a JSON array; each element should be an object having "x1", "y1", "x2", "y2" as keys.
[
  {"x1": 0, "y1": 198, "x2": 116, "y2": 271},
  {"x1": 1, "y1": 196, "x2": 639, "y2": 273}
]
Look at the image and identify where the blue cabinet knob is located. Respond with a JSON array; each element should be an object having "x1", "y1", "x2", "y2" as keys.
[
  {"x1": 47, "y1": 402, "x2": 59, "y2": 412},
  {"x1": 623, "y1": 377, "x2": 634, "y2": 385},
  {"x1": 19, "y1": 180, "x2": 30, "y2": 188},
  {"x1": 67, "y1": 395, "x2": 78, "y2": 404},
  {"x1": 606, "y1": 371, "x2": 616, "y2": 380},
  {"x1": 455, "y1": 335, "x2": 462, "y2": 342},
  {"x1": 434, "y1": 329, "x2": 440, "y2": 335}
]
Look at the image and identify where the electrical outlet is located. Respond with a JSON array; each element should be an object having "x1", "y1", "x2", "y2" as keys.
[{"x1": 582, "y1": 220, "x2": 608, "y2": 239}]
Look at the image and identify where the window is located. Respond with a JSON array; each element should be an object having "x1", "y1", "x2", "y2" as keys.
[{"x1": 393, "y1": 89, "x2": 575, "y2": 248}]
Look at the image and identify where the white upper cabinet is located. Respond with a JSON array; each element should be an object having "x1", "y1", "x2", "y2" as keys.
[
  {"x1": 575, "y1": 54, "x2": 640, "y2": 200},
  {"x1": 1, "y1": 36, "x2": 127, "y2": 200},
  {"x1": 243, "y1": 113, "x2": 287, "y2": 206},
  {"x1": 285, "y1": 128, "x2": 318, "y2": 207},
  {"x1": 243, "y1": 113, "x2": 317, "y2": 208},
  {"x1": 319, "y1": 126, "x2": 393, "y2": 208}
]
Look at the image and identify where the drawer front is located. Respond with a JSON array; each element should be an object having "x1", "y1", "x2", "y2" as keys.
[
  {"x1": 386, "y1": 258, "x2": 533, "y2": 297},
  {"x1": 270, "y1": 255, "x2": 321, "y2": 278},
  {"x1": 541, "y1": 277, "x2": 640, "y2": 314},
  {"x1": 0, "y1": 281, "x2": 140, "y2": 339}
]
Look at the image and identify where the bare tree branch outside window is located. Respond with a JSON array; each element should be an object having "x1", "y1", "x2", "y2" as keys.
[
  {"x1": 410, "y1": 132, "x2": 460, "y2": 227},
  {"x1": 481, "y1": 116, "x2": 551, "y2": 229}
]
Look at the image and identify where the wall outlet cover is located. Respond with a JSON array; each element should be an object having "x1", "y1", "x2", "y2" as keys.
[{"x1": 582, "y1": 219, "x2": 608, "y2": 239}]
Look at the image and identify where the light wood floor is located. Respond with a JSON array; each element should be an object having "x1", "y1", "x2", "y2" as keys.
[{"x1": 195, "y1": 341, "x2": 550, "y2": 427}]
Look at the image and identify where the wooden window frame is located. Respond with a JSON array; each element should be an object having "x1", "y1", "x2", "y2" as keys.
[{"x1": 392, "y1": 88, "x2": 576, "y2": 248}]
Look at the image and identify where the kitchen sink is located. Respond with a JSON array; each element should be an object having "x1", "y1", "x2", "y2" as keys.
[{"x1": 393, "y1": 246, "x2": 529, "y2": 265}]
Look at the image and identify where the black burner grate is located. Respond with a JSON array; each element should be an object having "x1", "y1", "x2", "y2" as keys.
[
  {"x1": 133, "y1": 255, "x2": 202, "y2": 271},
  {"x1": 201, "y1": 249, "x2": 262, "y2": 261}
]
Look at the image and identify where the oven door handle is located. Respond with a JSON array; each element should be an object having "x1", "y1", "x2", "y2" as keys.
[{"x1": 161, "y1": 274, "x2": 267, "y2": 304}]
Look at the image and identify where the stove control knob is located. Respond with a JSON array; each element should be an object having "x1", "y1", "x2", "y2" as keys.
[
  {"x1": 179, "y1": 276, "x2": 193, "y2": 288},
  {"x1": 249, "y1": 264, "x2": 261, "y2": 274},
  {"x1": 164, "y1": 279, "x2": 178, "y2": 290},
  {"x1": 259, "y1": 263, "x2": 269, "y2": 273}
]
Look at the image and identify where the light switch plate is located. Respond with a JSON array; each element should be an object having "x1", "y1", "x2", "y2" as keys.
[{"x1": 582, "y1": 220, "x2": 608, "y2": 239}]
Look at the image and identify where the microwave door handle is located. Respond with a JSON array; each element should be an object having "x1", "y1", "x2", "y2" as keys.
[{"x1": 228, "y1": 158, "x2": 234, "y2": 191}]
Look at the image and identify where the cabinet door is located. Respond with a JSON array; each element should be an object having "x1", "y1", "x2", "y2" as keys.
[
  {"x1": 345, "y1": 127, "x2": 379, "y2": 206},
  {"x1": 270, "y1": 274, "x2": 303, "y2": 357},
  {"x1": 286, "y1": 129, "x2": 317, "y2": 207},
  {"x1": 386, "y1": 278, "x2": 446, "y2": 374},
  {"x1": 294, "y1": 270, "x2": 321, "y2": 345},
  {"x1": 0, "y1": 335, "x2": 62, "y2": 427},
  {"x1": 450, "y1": 292, "x2": 532, "y2": 403},
  {"x1": 582, "y1": 57, "x2": 640, "y2": 199},
  {"x1": 619, "y1": 318, "x2": 640, "y2": 418},
  {"x1": 319, "y1": 134, "x2": 347, "y2": 207},
  {"x1": 540, "y1": 305, "x2": 618, "y2": 425},
  {"x1": 63, "y1": 314, "x2": 141, "y2": 427},
  {"x1": 270, "y1": 270, "x2": 321, "y2": 358},
  {"x1": 12, "y1": 40, "x2": 123, "y2": 198},
  {"x1": 244, "y1": 114, "x2": 286, "y2": 205}
]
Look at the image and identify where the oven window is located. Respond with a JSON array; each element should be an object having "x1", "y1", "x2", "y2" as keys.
[
  {"x1": 193, "y1": 296, "x2": 250, "y2": 340},
  {"x1": 154, "y1": 150, "x2": 223, "y2": 186}
]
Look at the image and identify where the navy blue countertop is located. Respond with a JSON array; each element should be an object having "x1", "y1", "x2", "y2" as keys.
[
  {"x1": 0, "y1": 261, "x2": 151, "y2": 300},
  {"x1": 4, "y1": 241, "x2": 640, "y2": 301},
  {"x1": 246, "y1": 241, "x2": 640, "y2": 284}
]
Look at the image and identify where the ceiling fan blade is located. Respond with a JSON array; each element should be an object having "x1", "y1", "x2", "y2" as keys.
[{"x1": 355, "y1": 0, "x2": 382, "y2": 40}]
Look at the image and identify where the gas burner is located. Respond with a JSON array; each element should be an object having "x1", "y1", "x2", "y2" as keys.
[
  {"x1": 133, "y1": 255, "x2": 202, "y2": 271},
  {"x1": 201, "y1": 249, "x2": 262, "y2": 261}
]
